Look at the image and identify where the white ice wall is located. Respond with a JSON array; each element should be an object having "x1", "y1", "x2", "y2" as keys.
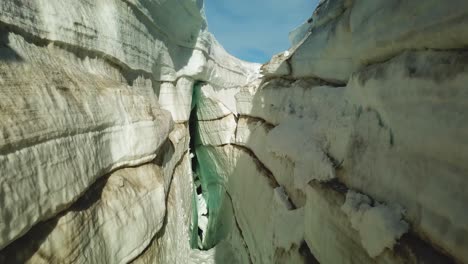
[
  {"x1": 0, "y1": 0, "x2": 258, "y2": 262},
  {"x1": 0, "y1": 0, "x2": 466, "y2": 263}
]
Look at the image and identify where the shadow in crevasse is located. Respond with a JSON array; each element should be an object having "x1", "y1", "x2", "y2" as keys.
[
  {"x1": 0, "y1": 174, "x2": 111, "y2": 263},
  {"x1": 0, "y1": 217, "x2": 60, "y2": 264},
  {"x1": 0, "y1": 26, "x2": 23, "y2": 62}
]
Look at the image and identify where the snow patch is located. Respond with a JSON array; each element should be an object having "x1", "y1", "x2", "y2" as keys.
[
  {"x1": 197, "y1": 193, "x2": 209, "y2": 237},
  {"x1": 341, "y1": 190, "x2": 409, "y2": 258}
]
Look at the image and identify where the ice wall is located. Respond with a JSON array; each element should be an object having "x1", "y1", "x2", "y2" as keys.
[
  {"x1": 0, "y1": 0, "x2": 467, "y2": 263},
  {"x1": 190, "y1": 0, "x2": 468, "y2": 263},
  {"x1": 0, "y1": 0, "x2": 257, "y2": 262}
]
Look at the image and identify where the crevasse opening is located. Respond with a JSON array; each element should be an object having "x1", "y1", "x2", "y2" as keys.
[{"x1": 189, "y1": 81, "x2": 233, "y2": 250}]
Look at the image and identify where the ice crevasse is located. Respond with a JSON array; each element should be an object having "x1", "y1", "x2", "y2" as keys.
[{"x1": 0, "y1": 0, "x2": 467, "y2": 263}]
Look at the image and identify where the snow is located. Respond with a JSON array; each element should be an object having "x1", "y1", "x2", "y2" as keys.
[{"x1": 341, "y1": 190, "x2": 409, "y2": 257}]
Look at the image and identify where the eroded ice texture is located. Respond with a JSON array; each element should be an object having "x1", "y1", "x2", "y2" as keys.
[
  {"x1": 0, "y1": 0, "x2": 467, "y2": 263},
  {"x1": 341, "y1": 191, "x2": 409, "y2": 257}
]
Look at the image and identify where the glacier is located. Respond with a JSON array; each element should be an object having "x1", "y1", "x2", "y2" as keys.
[{"x1": 0, "y1": 0, "x2": 467, "y2": 263}]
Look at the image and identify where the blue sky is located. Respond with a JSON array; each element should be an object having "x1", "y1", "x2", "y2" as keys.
[{"x1": 204, "y1": 0, "x2": 319, "y2": 63}]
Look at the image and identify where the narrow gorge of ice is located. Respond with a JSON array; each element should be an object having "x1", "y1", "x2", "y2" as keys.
[{"x1": 0, "y1": 0, "x2": 467, "y2": 263}]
